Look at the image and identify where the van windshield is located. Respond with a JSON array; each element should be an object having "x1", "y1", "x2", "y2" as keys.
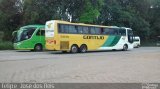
[{"x1": 15, "y1": 27, "x2": 36, "y2": 42}]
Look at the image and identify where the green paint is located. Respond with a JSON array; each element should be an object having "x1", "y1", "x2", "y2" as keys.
[
  {"x1": 102, "y1": 35, "x2": 121, "y2": 47},
  {"x1": 13, "y1": 25, "x2": 45, "y2": 50},
  {"x1": 109, "y1": 36, "x2": 121, "y2": 46}
]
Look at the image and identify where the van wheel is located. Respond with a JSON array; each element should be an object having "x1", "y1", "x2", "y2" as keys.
[
  {"x1": 122, "y1": 44, "x2": 128, "y2": 51},
  {"x1": 34, "y1": 44, "x2": 43, "y2": 51},
  {"x1": 79, "y1": 44, "x2": 87, "y2": 53},
  {"x1": 70, "y1": 45, "x2": 78, "y2": 53}
]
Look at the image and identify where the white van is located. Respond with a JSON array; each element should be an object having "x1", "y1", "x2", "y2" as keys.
[{"x1": 133, "y1": 36, "x2": 140, "y2": 48}]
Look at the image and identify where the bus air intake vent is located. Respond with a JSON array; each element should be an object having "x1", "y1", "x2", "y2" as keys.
[{"x1": 60, "y1": 41, "x2": 69, "y2": 49}]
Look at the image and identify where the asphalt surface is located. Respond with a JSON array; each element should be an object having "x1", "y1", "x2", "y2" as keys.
[{"x1": 0, "y1": 47, "x2": 160, "y2": 83}]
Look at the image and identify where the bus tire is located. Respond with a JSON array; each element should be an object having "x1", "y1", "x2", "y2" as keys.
[
  {"x1": 34, "y1": 44, "x2": 43, "y2": 51},
  {"x1": 70, "y1": 45, "x2": 79, "y2": 53},
  {"x1": 79, "y1": 44, "x2": 87, "y2": 53},
  {"x1": 122, "y1": 44, "x2": 128, "y2": 51}
]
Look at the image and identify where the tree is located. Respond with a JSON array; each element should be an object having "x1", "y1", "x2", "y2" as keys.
[
  {"x1": 79, "y1": 0, "x2": 104, "y2": 23},
  {"x1": 149, "y1": 0, "x2": 160, "y2": 39},
  {"x1": 98, "y1": 0, "x2": 151, "y2": 40},
  {"x1": 0, "y1": 0, "x2": 22, "y2": 40}
]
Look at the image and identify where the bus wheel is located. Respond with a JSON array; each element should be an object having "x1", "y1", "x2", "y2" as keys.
[
  {"x1": 34, "y1": 44, "x2": 43, "y2": 51},
  {"x1": 70, "y1": 45, "x2": 78, "y2": 53},
  {"x1": 122, "y1": 44, "x2": 128, "y2": 51},
  {"x1": 80, "y1": 44, "x2": 87, "y2": 53}
]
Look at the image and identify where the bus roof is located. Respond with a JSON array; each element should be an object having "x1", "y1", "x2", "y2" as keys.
[
  {"x1": 120, "y1": 27, "x2": 132, "y2": 30},
  {"x1": 47, "y1": 20, "x2": 133, "y2": 30},
  {"x1": 21, "y1": 25, "x2": 45, "y2": 28},
  {"x1": 49, "y1": 20, "x2": 115, "y2": 28}
]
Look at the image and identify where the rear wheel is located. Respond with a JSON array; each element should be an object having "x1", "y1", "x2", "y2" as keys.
[
  {"x1": 70, "y1": 45, "x2": 79, "y2": 53},
  {"x1": 79, "y1": 44, "x2": 87, "y2": 53},
  {"x1": 122, "y1": 44, "x2": 128, "y2": 51},
  {"x1": 34, "y1": 44, "x2": 43, "y2": 51}
]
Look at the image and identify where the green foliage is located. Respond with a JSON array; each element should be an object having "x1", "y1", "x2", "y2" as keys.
[
  {"x1": 79, "y1": 0, "x2": 103, "y2": 23},
  {"x1": 0, "y1": 0, "x2": 159, "y2": 42},
  {"x1": 0, "y1": 41, "x2": 13, "y2": 50},
  {"x1": 0, "y1": 31, "x2": 4, "y2": 41},
  {"x1": 0, "y1": 0, "x2": 22, "y2": 40}
]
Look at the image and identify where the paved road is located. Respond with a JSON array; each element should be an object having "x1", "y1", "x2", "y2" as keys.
[{"x1": 0, "y1": 47, "x2": 160, "y2": 83}]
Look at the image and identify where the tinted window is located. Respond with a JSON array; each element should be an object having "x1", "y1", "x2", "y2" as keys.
[
  {"x1": 103, "y1": 28, "x2": 110, "y2": 35},
  {"x1": 41, "y1": 30, "x2": 45, "y2": 36},
  {"x1": 119, "y1": 29, "x2": 126, "y2": 36},
  {"x1": 68, "y1": 25, "x2": 77, "y2": 34},
  {"x1": 83, "y1": 27, "x2": 89, "y2": 34},
  {"x1": 109, "y1": 28, "x2": 115, "y2": 35},
  {"x1": 109, "y1": 28, "x2": 119, "y2": 35},
  {"x1": 77, "y1": 26, "x2": 83, "y2": 34},
  {"x1": 90, "y1": 27, "x2": 96, "y2": 34},
  {"x1": 95, "y1": 27, "x2": 101, "y2": 34},
  {"x1": 128, "y1": 30, "x2": 133, "y2": 35},
  {"x1": 59, "y1": 24, "x2": 68, "y2": 33},
  {"x1": 36, "y1": 28, "x2": 45, "y2": 36}
]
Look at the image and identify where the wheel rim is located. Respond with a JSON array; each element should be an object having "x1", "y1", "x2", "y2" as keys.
[
  {"x1": 81, "y1": 46, "x2": 87, "y2": 53},
  {"x1": 123, "y1": 45, "x2": 127, "y2": 51},
  {"x1": 35, "y1": 45, "x2": 42, "y2": 51},
  {"x1": 71, "y1": 46, "x2": 78, "y2": 53}
]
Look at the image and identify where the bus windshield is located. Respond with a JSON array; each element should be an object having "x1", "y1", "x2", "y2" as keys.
[{"x1": 14, "y1": 27, "x2": 36, "y2": 42}]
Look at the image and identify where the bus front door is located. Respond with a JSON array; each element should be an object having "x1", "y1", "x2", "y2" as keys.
[{"x1": 127, "y1": 30, "x2": 134, "y2": 44}]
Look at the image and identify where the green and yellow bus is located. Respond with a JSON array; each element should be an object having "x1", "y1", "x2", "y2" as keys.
[
  {"x1": 13, "y1": 25, "x2": 45, "y2": 51},
  {"x1": 45, "y1": 20, "x2": 134, "y2": 53}
]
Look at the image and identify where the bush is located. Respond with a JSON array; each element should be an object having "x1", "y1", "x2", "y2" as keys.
[
  {"x1": 0, "y1": 31, "x2": 4, "y2": 41},
  {"x1": 0, "y1": 41, "x2": 13, "y2": 50},
  {"x1": 141, "y1": 40, "x2": 157, "y2": 47}
]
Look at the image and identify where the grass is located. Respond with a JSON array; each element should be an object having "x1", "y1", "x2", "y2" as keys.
[{"x1": 0, "y1": 41, "x2": 13, "y2": 50}]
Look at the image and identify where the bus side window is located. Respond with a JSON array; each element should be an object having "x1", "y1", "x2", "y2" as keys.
[
  {"x1": 58, "y1": 24, "x2": 63, "y2": 33},
  {"x1": 36, "y1": 30, "x2": 41, "y2": 36},
  {"x1": 36, "y1": 28, "x2": 45, "y2": 36},
  {"x1": 40, "y1": 29, "x2": 45, "y2": 36},
  {"x1": 59, "y1": 24, "x2": 68, "y2": 33},
  {"x1": 83, "y1": 26, "x2": 89, "y2": 34},
  {"x1": 77, "y1": 26, "x2": 83, "y2": 34},
  {"x1": 68, "y1": 25, "x2": 77, "y2": 34},
  {"x1": 109, "y1": 28, "x2": 118, "y2": 35},
  {"x1": 95, "y1": 27, "x2": 101, "y2": 35},
  {"x1": 90, "y1": 27, "x2": 96, "y2": 34},
  {"x1": 114, "y1": 28, "x2": 119, "y2": 35},
  {"x1": 119, "y1": 29, "x2": 126, "y2": 36},
  {"x1": 103, "y1": 28, "x2": 110, "y2": 35}
]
